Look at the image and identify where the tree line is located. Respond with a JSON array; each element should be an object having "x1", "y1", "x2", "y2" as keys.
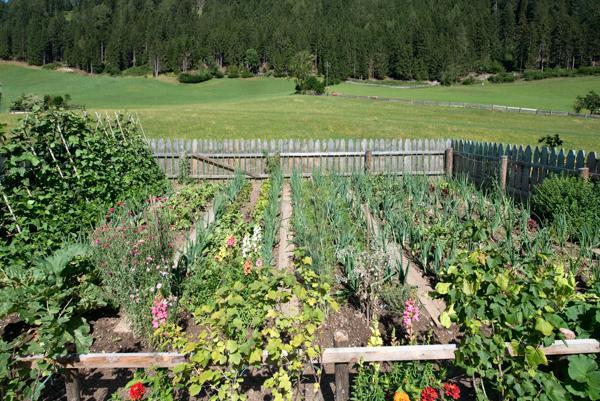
[{"x1": 0, "y1": 0, "x2": 598, "y2": 82}]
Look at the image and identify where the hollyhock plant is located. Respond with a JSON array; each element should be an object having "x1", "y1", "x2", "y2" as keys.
[
  {"x1": 129, "y1": 382, "x2": 145, "y2": 400},
  {"x1": 442, "y1": 383, "x2": 460, "y2": 400}
]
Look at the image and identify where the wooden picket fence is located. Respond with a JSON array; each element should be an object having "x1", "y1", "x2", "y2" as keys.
[
  {"x1": 149, "y1": 138, "x2": 450, "y2": 179},
  {"x1": 150, "y1": 138, "x2": 598, "y2": 200},
  {"x1": 452, "y1": 140, "x2": 599, "y2": 200}
]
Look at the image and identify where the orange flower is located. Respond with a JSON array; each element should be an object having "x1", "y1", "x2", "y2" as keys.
[
  {"x1": 243, "y1": 259, "x2": 252, "y2": 275},
  {"x1": 394, "y1": 390, "x2": 410, "y2": 401}
]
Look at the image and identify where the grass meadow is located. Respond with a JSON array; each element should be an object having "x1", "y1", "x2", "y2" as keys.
[
  {"x1": 1, "y1": 63, "x2": 599, "y2": 151},
  {"x1": 332, "y1": 77, "x2": 600, "y2": 111}
]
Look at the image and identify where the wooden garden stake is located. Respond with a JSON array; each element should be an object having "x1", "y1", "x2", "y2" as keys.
[
  {"x1": 64, "y1": 369, "x2": 82, "y2": 401},
  {"x1": 334, "y1": 331, "x2": 349, "y2": 401},
  {"x1": 2, "y1": 193, "x2": 21, "y2": 233},
  {"x1": 114, "y1": 112, "x2": 128, "y2": 144},
  {"x1": 499, "y1": 155, "x2": 508, "y2": 192},
  {"x1": 57, "y1": 125, "x2": 80, "y2": 179},
  {"x1": 578, "y1": 167, "x2": 589, "y2": 182},
  {"x1": 444, "y1": 148, "x2": 453, "y2": 177},
  {"x1": 47, "y1": 146, "x2": 65, "y2": 179},
  {"x1": 104, "y1": 112, "x2": 117, "y2": 140}
]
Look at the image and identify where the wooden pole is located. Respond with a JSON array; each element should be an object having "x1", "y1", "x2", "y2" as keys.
[
  {"x1": 499, "y1": 155, "x2": 508, "y2": 192},
  {"x1": 364, "y1": 150, "x2": 373, "y2": 173},
  {"x1": 334, "y1": 331, "x2": 349, "y2": 401},
  {"x1": 578, "y1": 167, "x2": 590, "y2": 182},
  {"x1": 64, "y1": 369, "x2": 81, "y2": 401},
  {"x1": 444, "y1": 148, "x2": 453, "y2": 177}
]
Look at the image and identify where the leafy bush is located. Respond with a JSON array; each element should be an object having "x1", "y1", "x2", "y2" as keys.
[
  {"x1": 9, "y1": 93, "x2": 43, "y2": 111},
  {"x1": 122, "y1": 65, "x2": 152, "y2": 76},
  {"x1": 296, "y1": 75, "x2": 325, "y2": 95},
  {"x1": 240, "y1": 69, "x2": 254, "y2": 78},
  {"x1": 574, "y1": 90, "x2": 600, "y2": 114},
  {"x1": 0, "y1": 110, "x2": 168, "y2": 270},
  {"x1": 227, "y1": 65, "x2": 240, "y2": 78},
  {"x1": 103, "y1": 63, "x2": 121, "y2": 76},
  {"x1": 178, "y1": 71, "x2": 212, "y2": 83},
  {"x1": 0, "y1": 244, "x2": 107, "y2": 399},
  {"x1": 10, "y1": 93, "x2": 79, "y2": 111},
  {"x1": 477, "y1": 59, "x2": 506, "y2": 74},
  {"x1": 41, "y1": 62, "x2": 62, "y2": 70},
  {"x1": 461, "y1": 76, "x2": 478, "y2": 85},
  {"x1": 488, "y1": 72, "x2": 515, "y2": 83},
  {"x1": 538, "y1": 134, "x2": 563, "y2": 148},
  {"x1": 436, "y1": 249, "x2": 594, "y2": 400},
  {"x1": 532, "y1": 175, "x2": 600, "y2": 241},
  {"x1": 523, "y1": 68, "x2": 578, "y2": 81},
  {"x1": 576, "y1": 66, "x2": 600, "y2": 76}
]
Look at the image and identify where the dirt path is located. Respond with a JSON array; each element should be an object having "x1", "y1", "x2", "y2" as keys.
[
  {"x1": 277, "y1": 183, "x2": 295, "y2": 270},
  {"x1": 360, "y1": 202, "x2": 447, "y2": 328}
]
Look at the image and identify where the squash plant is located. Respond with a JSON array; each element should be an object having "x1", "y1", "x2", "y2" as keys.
[
  {"x1": 435, "y1": 249, "x2": 598, "y2": 400},
  {"x1": 154, "y1": 258, "x2": 336, "y2": 401}
]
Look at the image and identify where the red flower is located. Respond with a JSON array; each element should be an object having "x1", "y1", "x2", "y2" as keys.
[
  {"x1": 129, "y1": 382, "x2": 145, "y2": 400},
  {"x1": 442, "y1": 383, "x2": 460, "y2": 400},
  {"x1": 421, "y1": 386, "x2": 438, "y2": 401}
]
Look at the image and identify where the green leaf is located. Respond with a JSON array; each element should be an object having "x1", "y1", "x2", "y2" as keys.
[
  {"x1": 535, "y1": 318, "x2": 554, "y2": 336},
  {"x1": 568, "y1": 355, "x2": 598, "y2": 383},
  {"x1": 440, "y1": 311, "x2": 452, "y2": 328},
  {"x1": 189, "y1": 383, "x2": 202, "y2": 396},
  {"x1": 249, "y1": 348, "x2": 263, "y2": 364},
  {"x1": 525, "y1": 346, "x2": 548, "y2": 368},
  {"x1": 435, "y1": 282, "x2": 451, "y2": 295}
]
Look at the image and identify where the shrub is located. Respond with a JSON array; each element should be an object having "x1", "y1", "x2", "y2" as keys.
[
  {"x1": 577, "y1": 66, "x2": 600, "y2": 76},
  {"x1": 178, "y1": 71, "x2": 212, "y2": 83},
  {"x1": 104, "y1": 63, "x2": 121, "y2": 76},
  {"x1": 122, "y1": 65, "x2": 152, "y2": 76},
  {"x1": 240, "y1": 69, "x2": 254, "y2": 78},
  {"x1": 212, "y1": 70, "x2": 224, "y2": 78},
  {"x1": 488, "y1": 72, "x2": 515, "y2": 83},
  {"x1": 227, "y1": 65, "x2": 240, "y2": 78},
  {"x1": 538, "y1": 134, "x2": 563, "y2": 148},
  {"x1": 461, "y1": 76, "x2": 477, "y2": 85},
  {"x1": 42, "y1": 62, "x2": 62, "y2": 70},
  {"x1": 477, "y1": 59, "x2": 505, "y2": 74},
  {"x1": 296, "y1": 75, "x2": 325, "y2": 95},
  {"x1": 574, "y1": 90, "x2": 600, "y2": 114},
  {"x1": 273, "y1": 68, "x2": 287, "y2": 78},
  {"x1": 10, "y1": 93, "x2": 44, "y2": 111},
  {"x1": 532, "y1": 175, "x2": 600, "y2": 240}
]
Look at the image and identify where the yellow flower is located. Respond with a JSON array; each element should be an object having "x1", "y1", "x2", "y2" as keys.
[
  {"x1": 302, "y1": 256, "x2": 313, "y2": 266},
  {"x1": 393, "y1": 390, "x2": 410, "y2": 401}
]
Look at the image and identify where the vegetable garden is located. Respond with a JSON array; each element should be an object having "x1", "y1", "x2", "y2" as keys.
[{"x1": 1, "y1": 110, "x2": 599, "y2": 401}]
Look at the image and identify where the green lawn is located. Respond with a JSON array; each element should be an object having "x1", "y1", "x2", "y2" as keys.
[
  {"x1": 331, "y1": 77, "x2": 600, "y2": 112},
  {"x1": 1, "y1": 63, "x2": 599, "y2": 151}
]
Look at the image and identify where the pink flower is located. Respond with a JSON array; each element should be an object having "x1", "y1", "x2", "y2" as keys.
[
  {"x1": 151, "y1": 298, "x2": 169, "y2": 329},
  {"x1": 255, "y1": 258, "x2": 263, "y2": 268},
  {"x1": 403, "y1": 299, "x2": 420, "y2": 327},
  {"x1": 226, "y1": 235, "x2": 237, "y2": 248}
]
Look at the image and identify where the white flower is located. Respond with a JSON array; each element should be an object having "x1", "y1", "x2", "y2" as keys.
[{"x1": 156, "y1": 283, "x2": 162, "y2": 289}]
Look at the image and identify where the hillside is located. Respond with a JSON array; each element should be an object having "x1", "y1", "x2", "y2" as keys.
[{"x1": 0, "y1": 0, "x2": 598, "y2": 83}]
